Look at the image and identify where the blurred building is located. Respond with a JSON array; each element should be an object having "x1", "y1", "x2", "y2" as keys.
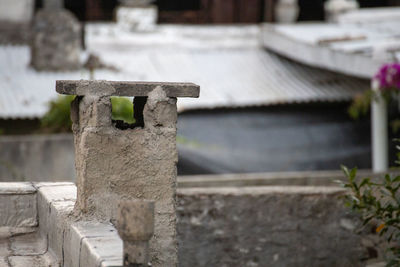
[
  {"x1": 1, "y1": 0, "x2": 400, "y2": 178},
  {"x1": 31, "y1": 0, "x2": 400, "y2": 23}
]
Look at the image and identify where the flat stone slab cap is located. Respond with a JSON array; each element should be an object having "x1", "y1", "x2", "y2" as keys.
[
  {"x1": 56, "y1": 80, "x2": 200, "y2": 97},
  {"x1": 0, "y1": 183, "x2": 36, "y2": 195}
]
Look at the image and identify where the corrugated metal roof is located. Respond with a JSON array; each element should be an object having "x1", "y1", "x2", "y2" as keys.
[
  {"x1": 0, "y1": 46, "x2": 87, "y2": 119},
  {"x1": 0, "y1": 25, "x2": 369, "y2": 119},
  {"x1": 87, "y1": 46, "x2": 370, "y2": 112}
]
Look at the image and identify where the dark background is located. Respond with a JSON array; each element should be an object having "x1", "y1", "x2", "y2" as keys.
[{"x1": 34, "y1": 0, "x2": 400, "y2": 23}]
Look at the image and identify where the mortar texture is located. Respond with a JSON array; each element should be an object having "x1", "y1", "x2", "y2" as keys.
[
  {"x1": 72, "y1": 83, "x2": 178, "y2": 266},
  {"x1": 177, "y1": 186, "x2": 369, "y2": 267}
]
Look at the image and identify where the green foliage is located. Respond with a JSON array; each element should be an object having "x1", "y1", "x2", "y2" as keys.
[
  {"x1": 391, "y1": 119, "x2": 400, "y2": 134},
  {"x1": 348, "y1": 89, "x2": 400, "y2": 134},
  {"x1": 111, "y1": 97, "x2": 134, "y2": 124},
  {"x1": 348, "y1": 90, "x2": 373, "y2": 120},
  {"x1": 41, "y1": 95, "x2": 75, "y2": 133},
  {"x1": 40, "y1": 96, "x2": 135, "y2": 133},
  {"x1": 341, "y1": 165, "x2": 400, "y2": 266}
]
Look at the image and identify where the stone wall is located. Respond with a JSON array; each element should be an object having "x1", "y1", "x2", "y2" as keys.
[
  {"x1": 0, "y1": 182, "x2": 386, "y2": 266},
  {"x1": 177, "y1": 186, "x2": 380, "y2": 267}
]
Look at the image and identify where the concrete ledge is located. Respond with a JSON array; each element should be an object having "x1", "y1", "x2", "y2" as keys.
[
  {"x1": 37, "y1": 183, "x2": 76, "y2": 263},
  {"x1": 178, "y1": 169, "x2": 396, "y2": 188},
  {"x1": 0, "y1": 182, "x2": 36, "y2": 194},
  {"x1": 0, "y1": 182, "x2": 37, "y2": 228},
  {"x1": 178, "y1": 185, "x2": 346, "y2": 196},
  {"x1": 64, "y1": 221, "x2": 122, "y2": 267},
  {"x1": 36, "y1": 183, "x2": 124, "y2": 267}
]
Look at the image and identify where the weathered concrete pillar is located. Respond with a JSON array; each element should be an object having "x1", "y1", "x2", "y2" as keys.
[
  {"x1": 43, "y1": 0, "x2": 64, "y2": 10},
  {"x1": 30, "y1": 6, "x2": 81, "y2": 71},
  {"x1": 117, "y1": 200, "x2": 155, "y2": 267},
  {"x1": 56, "y1": 80, "x2": 199, "y2": 266}
]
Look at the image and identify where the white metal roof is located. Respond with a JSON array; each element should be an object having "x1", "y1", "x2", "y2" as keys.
[
  {"x1": 262, "y1": 8, "x2": 400, "y2": 79},
  {"x1": 0, "y1": 24, "x2": 369, "y2": 119},
  {"x1": 0, "y1": 45, "x2": 87, "y2": 119}
]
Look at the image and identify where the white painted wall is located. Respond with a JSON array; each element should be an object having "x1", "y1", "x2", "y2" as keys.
[{"x1": 0, "y1": 0, "x2": 34, "y2": 23}]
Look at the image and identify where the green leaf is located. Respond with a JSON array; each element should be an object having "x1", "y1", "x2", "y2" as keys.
[
  {"x1": 392, "y1": 176, "x2": 400, "y2": 183},
  {"x1": 385, "y1": 174, "x2": 391, "y2": 184},
  {"x1": 341, "y1": 165, "x2": 350, "y2": 178},
  {"x1": 359, "y1": 178, "x2": 371, "y2": 188},
  {"x1": 349, "y1": 167, "x2": 357, "y2": 180}
]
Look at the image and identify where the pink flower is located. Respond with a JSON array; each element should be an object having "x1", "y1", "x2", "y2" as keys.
[{"x1": 374, "y1": 63, "x2": 400, "y2": 90}]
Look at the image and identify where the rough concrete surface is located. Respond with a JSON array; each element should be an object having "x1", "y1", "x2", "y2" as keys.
[
  {"x1": 36, "y1": 183, "x2": 76, "y2": 264},
  {"x1": 0, "y1": 185, "x2": 36, "y2": 228},
  {"x1": 176, "y1": 186, "x2": 369, "y2": 267},
  {"x1": 0, "y1": 228, "x2": 57, "y2": 267},
  {"x1": 56, "y1": 80, "x2": 200, "y2": 97},
  {"x1": 30, "y1": 9, "x2": 81, "y2": 71},
  {"x1": 117, "y1": 200, "x2": 155, "y2": 265},
  {"x1": 0, "y1": 181, "x2": 387, "y2": 267},
  {"x1": 70, "y1": 83, "x2": 181, "y2": 266}
]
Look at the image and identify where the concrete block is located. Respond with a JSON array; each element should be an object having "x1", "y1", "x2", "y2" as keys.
[
  {"x1": 0, "y1": 257, "x2": 8, "y2": 266},
  {"x1": 0, "y1": 183, "x2": 36, "y2": 194},
  {"x1": 37, "y1": 184, "x2": 76, "y2": 202},
  {"x1": 8, "y1": 253, "x2": 57, "y2": 267},
  {"x1": 37, "y1": 184, "x2": 76, "y2": 237},
  {"x1": 0, "y1": 227, "x2": 36, "y2": 240},
  {"x1": 117, "y1": 200, "x2": 154, "y2": 241},
  {"x1": 0, "y1": 239, "x2": 10, "y2": 257},
  {"x1": 0, "y1": 194, "x2": 37, "y2": 227},
  {"x1": 80, "y1": 236, "x2": 123, "y2": 267},
  {"x1": 64, "y1": 221, "x2": 118, "y2": 267},
  {"x1": 72, "y1": 221, "x2": 118, "y2": 238},
  {"x1": 10, "y1": 232, "x2": 46, "y2": 256},
  {"x1": 62, "y1": 226, "x2": 79, "y2": 267},
  {"x1": 100, "y1": 258, "x2": 123, "y2": 267},
  {"x1": 34, "y1": 182, "x2": 75, "y2": 188},
  {"x1": 47, "y1": 200, "x2": 74, "y2": 263}
]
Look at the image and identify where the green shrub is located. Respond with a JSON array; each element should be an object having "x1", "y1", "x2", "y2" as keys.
[
  {"x1": 341, "y1": 166, "x2": 400, "y2": 266},
  {"x1": 41, "y1": 95, "x2": 75, "y2": 133},
  {"x1": 40, "y1": 96, "x2": 134, "y2": 133}
]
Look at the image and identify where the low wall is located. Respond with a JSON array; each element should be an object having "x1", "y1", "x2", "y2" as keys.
[
  {"x1": 0, "y1": 182, "x2": 385, "y2": 266},
  {"x1": 0, "y1": 134, "x2": 75, "y2": 182},
  {"x1": 177, "y1": 186, "x2": 382, "y2": 267},
  {"x1": 178, "y1": 170, "x2": 398, "y2": 188},
  {"x1": 0, "y1": 133, "x2": 388, "y2": 185}
]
